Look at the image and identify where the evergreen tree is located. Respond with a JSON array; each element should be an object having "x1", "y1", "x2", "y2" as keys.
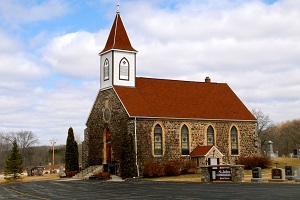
[
  {"x1": 65, "y1": 127, "x2": 79, "y2": 175},
  {"x1": 4, "y1": 140, "x2": 23, "y2": 179},
  {"x1": 121, "y1": 133, "x2": 137, "y2": 179}
]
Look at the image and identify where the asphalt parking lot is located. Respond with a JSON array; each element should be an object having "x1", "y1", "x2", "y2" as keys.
[{"x1": 1, "y1": 179, "x2": 300, "y2": 200}]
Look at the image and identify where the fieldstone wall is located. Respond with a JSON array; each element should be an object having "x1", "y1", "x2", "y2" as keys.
[
  {"x1": 135, "y1": 119, "x2": 257, "y2": 167},
  {"x1": 84, "y1": 88, "x2": 258, "y2": 174},
  {"x1": 200, "y1": 165, "x2": 244, "y2": 182},
  {"x1": 82, "y1": 128, "x2": 89, "y2": 168},
  {"x1": 85, "y1": 88, "x2": 130, "y2": 166}
]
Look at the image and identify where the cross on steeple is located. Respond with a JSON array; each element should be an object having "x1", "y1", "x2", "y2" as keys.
[{"x1": 117, "y1": 3, "x2": 120, "y2": 13}]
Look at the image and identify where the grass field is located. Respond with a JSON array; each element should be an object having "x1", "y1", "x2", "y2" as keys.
[
  {"x1": 146, "y1": 158, "x2": 300, "y2": 183},
  {"x1": 243, "y1": 157, "x2": 300, "y2": 182},
  {"x1": 1, "y1": 158, "x2": 300, "y2": 184}
]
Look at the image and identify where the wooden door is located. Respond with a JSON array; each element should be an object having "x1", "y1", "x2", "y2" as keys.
[{"x1": 106, "y1": 130, "x2": 112, "y2": 164}]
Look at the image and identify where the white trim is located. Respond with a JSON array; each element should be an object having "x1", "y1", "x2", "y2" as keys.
[
  {"x1": 100, "y1": 86, "x2": 113, "y2": 91},
  {"x1": 134, "y1": 117, "x2": 139, "y2": 177},
  {"x1": 99, "y1": 49, "x2": 137, "y2": 56},
  {"x1": 205, "y1": 146, "x2": 224, "y2": 157},
  {"x1": 190, "y1": 146, "x2": 224, "y2": 158}
]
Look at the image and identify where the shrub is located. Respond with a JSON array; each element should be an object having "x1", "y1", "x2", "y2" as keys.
[
  {"x1": 164, "y1": 161, "x2": 180, "y2": 176},
  {"x1": 66, "y1": 171, "x2": 77, "y2": 177},
  {"x1": 121, "y1": 133, "x2": 137, "y2": 179},
  {"x1": 143, "y1": 161, "x2": 165, "y2": 178},
  {"x1": 180, "y1": 159, "x2": 198, "y2": 174},
  {"x1": 238, "y1": 156, "x2": 272, "y2": 169}
]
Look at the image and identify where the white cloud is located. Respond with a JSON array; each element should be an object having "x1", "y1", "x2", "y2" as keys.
[
  {"x1": 0, "y1": 80, "x2": 99, "y2": 145},
  {"x1": 1, "y1": 0, "x2": 300, "y2": 145},
  {"x1": 123, "y1": 0, "x2": 300, "y2": 123},
  {"x1": 0, "y1": 0, "x2": 70, "y2": 24},
  {"x1": 41, "y1": 31, "x2": 106, "y2": 79},
  {"x1": 0, "y1": 29, "x2": 48, "y2": 82}
]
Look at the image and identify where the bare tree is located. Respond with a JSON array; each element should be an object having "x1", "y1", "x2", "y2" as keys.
[
  {"x1": 0, "y1": 133, "x2": 12, "y2": 172},
  {"x1": 2, "y1": 131, "x2": 39, "y2": 168},
  {"x1": 252, "y1": 108, "x2": 274, "y2": 153},
  {"x1": 3, "y1": 131, "x2": 39, "y2": 149},
  {"x1": 283, "y1": 119, "x2": 300, "y2": 144}
]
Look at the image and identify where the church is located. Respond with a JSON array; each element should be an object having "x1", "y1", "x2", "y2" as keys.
[{"x1": 83, "y1": 8, "x2": 258, "y2": 175}]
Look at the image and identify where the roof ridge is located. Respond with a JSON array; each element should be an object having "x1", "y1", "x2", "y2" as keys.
[
  {"x1": 136, "y1": 76, "x2": 224, "y2": 85},
  {"x1": 112, "y1": 13, "x2": 118, "y2": 49}
]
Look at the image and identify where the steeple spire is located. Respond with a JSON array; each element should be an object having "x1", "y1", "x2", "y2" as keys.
[
  {"x1": 99, "y1": 6, "x2": 137, "y2": 55},
  {"x1": 99, "y1": 7, "x2": 137, "y2": 89}
]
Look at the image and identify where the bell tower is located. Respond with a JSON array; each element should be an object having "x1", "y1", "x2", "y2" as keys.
[{"x1": 99, "y1": 5, "x2": 137, "y2": 90}]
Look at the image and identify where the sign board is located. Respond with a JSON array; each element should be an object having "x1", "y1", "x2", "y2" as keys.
[{"x1": 216, "y1": 168, "x2": 232, "y2": 181}]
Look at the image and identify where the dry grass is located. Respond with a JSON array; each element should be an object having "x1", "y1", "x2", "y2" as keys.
[
  {"x1": 147, "y1": 158, "x2": 300, "y2": 183},
  {"x1": 243, "y1": 158, "x2": 300, "y2": 183},
  {"x1": 144, "y1": 173, "x2": 201, "y2": 182},
  {"x1": 1, "y1": 158, "x2": 300, "y2": 184},
  {"x1": 0, "y1": 173, "x2": 60, "y2": 185}
]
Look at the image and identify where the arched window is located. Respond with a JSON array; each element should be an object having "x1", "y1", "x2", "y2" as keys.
[
  {"x1": 154, "y1": 124, "x2": 162, "y2": 155},
  {"x1": 104, "y1": 59, "x2": 109, "y2": 81},
  {"x1": 119, "y1": 58, "x2": 129, "y2": 80},
  {"x1": 231, "y1": 126, "x2": 239, "y2": 155},
  {"x1": 181, "y1": 125, "x2": 189, "y2": 155},
  {"x1": 207, "y1": 125, "x2": 214, "y2": 146}
]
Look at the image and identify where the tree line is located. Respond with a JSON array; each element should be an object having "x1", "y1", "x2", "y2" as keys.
[
  {"x1": 1, "y1": 112, "x2": 300, "y2": 177},
  {"x1": 253, "y1": 108, "x2": 300, "y2": 157},
  {"x1": 0, "y1": 130, "x2": 82, "y2": 173}
]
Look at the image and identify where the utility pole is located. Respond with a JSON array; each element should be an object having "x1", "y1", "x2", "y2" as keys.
[{"x1": 50, "y1": 139, "x2": 56, "y2": 171}]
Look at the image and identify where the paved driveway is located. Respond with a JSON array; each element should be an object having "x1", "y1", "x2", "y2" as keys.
[{"x1": 1, "y1": 180, "x2": 300, "y2": 199}]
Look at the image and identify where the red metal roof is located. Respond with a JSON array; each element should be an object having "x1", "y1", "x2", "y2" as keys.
[
  {"x1": 113, "y1": 77, "x2": 256, "y2": 121},
  {"x1": 190, "y1": 146, "x2": 214, "y2": 157},
  {"x1": 100, "y1": 13, "x2": 137, "y2": 54}
]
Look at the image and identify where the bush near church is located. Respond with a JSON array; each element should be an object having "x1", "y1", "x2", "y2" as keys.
[
  {"x1": 121, "y1": 133, "x2": 137, "y2": 179},
  {"x1": 237, "y1": 156, "x2": 271, "y2": 169},
  {"x1": 143, "y1": 161, "x2": 165, "y2": 178},
  {"x1": 143, "y1": 159, "x2": 197, "y2": 178}
]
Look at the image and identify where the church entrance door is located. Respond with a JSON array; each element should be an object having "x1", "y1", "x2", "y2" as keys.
[{"x1": 105, "y1": 129, "x2": 112, "y2": 164}]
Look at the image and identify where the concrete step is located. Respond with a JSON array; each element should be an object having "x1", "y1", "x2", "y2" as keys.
[{"x1": 107, "y1": 175, "x2": 124, "y2": 182}]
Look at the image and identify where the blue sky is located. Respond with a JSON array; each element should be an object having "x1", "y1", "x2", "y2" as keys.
[{"x1": 1, "y1": 0, "x2": 300, "y2": 145}]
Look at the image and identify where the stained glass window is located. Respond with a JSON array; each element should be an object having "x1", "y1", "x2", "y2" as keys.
[
  {"x1": 231, "y1": 126, "x2": 239, "y2": 155},
  {"x1": 181, "y1": 125, "x2": 189, "y2": 155},
  {"x1": 154, "y1": 124, "x2": 162, "y2": 155},
  {"x1": 207, "y1": 125, "x2": 214, "y2": 146}
]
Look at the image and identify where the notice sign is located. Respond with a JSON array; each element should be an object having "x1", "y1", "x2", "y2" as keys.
[{"x1": 216, "y1": 168, "x2": 232, "y2": 181}]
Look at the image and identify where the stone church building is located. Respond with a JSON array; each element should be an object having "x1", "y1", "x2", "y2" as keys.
[{"x1": 83, "y1": 10, "x2": 258, "y2": 174}]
